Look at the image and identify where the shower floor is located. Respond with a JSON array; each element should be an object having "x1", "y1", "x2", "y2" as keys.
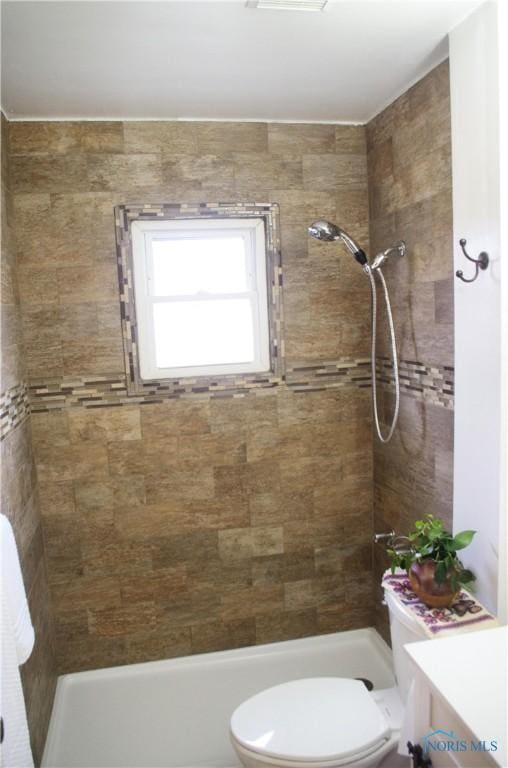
[{"x1": 42, "y1": 628, "x2": 396, "y2": 768}]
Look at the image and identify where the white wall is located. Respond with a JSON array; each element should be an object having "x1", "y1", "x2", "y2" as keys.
[
  {"x1": 497, "y1": 0, "x2": 508, "y2": 625},
  {"x1": 450, "y1": 1, "x2": 502, "y2": 614}
]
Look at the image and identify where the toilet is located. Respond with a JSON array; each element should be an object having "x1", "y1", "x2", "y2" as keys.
[{"x1": 230, "y1": 589, "x2": 425, "y2": 768}]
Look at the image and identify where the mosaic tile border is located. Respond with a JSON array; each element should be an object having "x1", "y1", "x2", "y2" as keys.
[
  {"x1": 377, "y1": 357, "x2": 454, "y2": 409},
  {"x1": 25, "y1": 358, "x2": 454, "y2": 412},
  {"x1": 0, "y1": 381, "x2": 30, "y2": 440},
  {"x1": 114, "y1": 202, "x2": 284, "y2": 398},
  {"x1": 285, "y1": 359, "x2": 372, "y2": 392}
]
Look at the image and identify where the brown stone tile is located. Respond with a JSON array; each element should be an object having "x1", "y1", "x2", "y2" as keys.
[
  {"x1": 120, "y1": 566, "x2": 187, "y2": 603},
  {"x1": 216, "y1": 525, "x2": 284, "y2": 564},
  {"x1": 194, "y1": 122, "x2": 268, "y2": 153},
  {"x1": 96, "y1": 307, "x2": 123, "y2": 349},
  {"x1": 255, "y1": 608, "x2": 317, "y2": 644},
  {"x1": 68, "y1": 405, "x2": 141, "y2": 443},
  {"x1": 284, "y1": 580, "x2": 314, "y2": 610},
  {"x1": 51, "y1": 575, "x2": 122, "y2": 611},
  {"x1": 218, "y1": 527, "x2": 253, "y2": 562},
  {"x1": 56, "y1": 636, "x2": 127, "y2": 674},
  {"x1": 19, "y1": 521, "x2": 45, "y2": 595},
  {"x1": 74, "y1": 480, "x2": 115, "y2": 513},
  {"x1": 43, "y1": 514, "x2": 83, "y2": 581},
  {"x1": 279, "y1": 455, "x2": 342, "y2": 495},
  {"x1": 157, "y1": 586, "x2": 221, "y2": 630},
  {"x1": 248, "y1": 488, "x2": 313, "y2": 527},
  {"x1": 140, "y1": 400, "x2": 210, "y2": 439},
  {"x1": 125, "y1": 628, "x2": 192, "y2": 664},
  {"x1": 191, "y1": 618, "x2": 256, "y2": 654},
  {"x1": 434, "y1": 278, "x2": 453, "y2": 324},
  {"x1": 151, "y1": 532, "x2": 219, "y2": 569},
  {"x1": 87, "y1": 153, "x2": 163, "y2": 193},
  {"x1": 335, "y1": 125, "x2": 367, "y2": 154},
  {"x1": 233, "y1": 152, "x2": 302, "y2": 193},
  {"x1": 81, "y1": 536, "x2": 153, "y2": 579},
  {"x1": 220, "y1": 584, "x2": 284, "y2": 621},
  {"x1": 9, "y1": 122, "x2": 80, "y2": 155},
  {"x1": 209, "y1": 393, "x2": 278, "y2": 433},
  {"x1": 123, "y1": 122, "x2": 197, "y2": 154},
  {"x1": 316, "y1": 603, "x2": 373, "y2": 634},
  {"x1": 11, "y1": 154, "x2": 89, "y2": 193},
  {"x1": 302, "y1": 154, "x2": 368, "y2": 191},
  {"x1": 251, "y1": 557, "x2": 283, "y2": 586},
  {"x1": 251, "y1": 525, "x2": 284, "y2": 557},
  {"x1": 213, "y1": 465, "x2": 247, "y2": 500},
  {"x1": 36, "y1": 444, "x2": 109, "y2": 482},
  {"x1": 93, "y1": 337, "x2": 125, "y2": 373},
  {"x1": 268, "y1": 124, "x2": 335, "y2": 154},
  {"x1": 58, "y1": 302, "x2": 98, "y2": 340},
  {"x1": 145, "y1": 463, "x2": 215, "y2": 504},
  {"x1": 107, "y1": 439, "x2": 145, "y2": 476},
  {"x1": 17, "y1": 265, "x2": 58, "y2": 305},
  {"x1": 38, "y1": 480, "x2": 76, "y2": 518},
  {"x1": 11, "y1": 193, "x2": 52, "y2": 264},
  {"x1": 162, "y1": 153, "x2": 235, "y2": 188},
  {"x1": 177, "y1": 431, "x2": 247, "y2": 466},
  {"x1": 78, "y1": 122, "x2": 124, "y2": 154},
  {"x1": 283, "y1": 514, "x2": 341, "y2": 555}
]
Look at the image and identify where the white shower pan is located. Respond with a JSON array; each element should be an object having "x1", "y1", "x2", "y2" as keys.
[{"x1": 42, "y1": 628, "x2": 395, "y2": 768}]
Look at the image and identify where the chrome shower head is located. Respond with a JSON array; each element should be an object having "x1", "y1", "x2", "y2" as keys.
[{"x1": 308, "y1": 220, "x2": 369, "y2": 266}]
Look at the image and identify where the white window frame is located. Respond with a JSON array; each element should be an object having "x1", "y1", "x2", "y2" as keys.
[{"x1": 131, "y1": 218, "x2": 270, "y2": 380}]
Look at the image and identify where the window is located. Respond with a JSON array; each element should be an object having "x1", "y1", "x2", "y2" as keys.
[
  {"x1": 115, "y1": 202, "x2": 283, "y2": 398},
  {"x1": 131, "y1": 218, "x2": 270, "y2": 380}
]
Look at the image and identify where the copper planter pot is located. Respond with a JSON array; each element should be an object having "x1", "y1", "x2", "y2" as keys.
[{"x1": 408, "y1": 560, "x2": 460, "y2": 608}]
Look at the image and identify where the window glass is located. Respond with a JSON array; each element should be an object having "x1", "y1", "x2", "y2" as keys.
[
  {"x1": 153, "y1": 299, "x2": 255, "y2": 369},
  {"x1": 151, "y1": 236, "x2": 249, "y2": 297}
]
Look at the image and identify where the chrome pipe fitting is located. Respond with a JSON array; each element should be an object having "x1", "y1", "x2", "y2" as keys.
[{"x1": 373, "y1": 530, "x2": 395, "y2": 544}]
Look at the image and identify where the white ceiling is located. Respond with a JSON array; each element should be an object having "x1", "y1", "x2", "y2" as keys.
[{"x1": 1, "y1": 0, "x2": 483, "y2": 123}]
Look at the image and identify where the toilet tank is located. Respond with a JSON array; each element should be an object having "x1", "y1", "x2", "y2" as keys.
[{"x1": 385, "y1": 590, "x2": 428, "y2": 704}]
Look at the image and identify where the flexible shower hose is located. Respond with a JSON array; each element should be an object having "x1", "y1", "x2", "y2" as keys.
[{"x1": 365, "y1": 265, "x2": 400, "y2": 443}]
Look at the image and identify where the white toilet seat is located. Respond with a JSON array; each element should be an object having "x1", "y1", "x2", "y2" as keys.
[{"x1": 230, "y1": 678, "x2": 393, "y2": 768}]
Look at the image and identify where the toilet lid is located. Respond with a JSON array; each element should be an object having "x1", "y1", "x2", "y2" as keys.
[{"x1": 230, "y1": 678, "x2": 390, "y2": 763}]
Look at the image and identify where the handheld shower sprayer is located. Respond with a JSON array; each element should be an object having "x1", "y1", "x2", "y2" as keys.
[
  {"x1": 308, "y1": 221, "x2": 369, "y2": 266},
  {"x1": 308, "y1": 219, "x2": 404, "y2": 443}
]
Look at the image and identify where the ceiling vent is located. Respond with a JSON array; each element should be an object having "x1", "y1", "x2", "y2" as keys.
[{"x1": 246, "y1": 0, "x2": 328, "y2": 11}]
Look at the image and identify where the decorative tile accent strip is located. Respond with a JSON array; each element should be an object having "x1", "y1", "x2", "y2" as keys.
[
  {"x1": 26, "y1": 358, "x2": 454, "y2": 412},
  {"x1": 115, "y1": 202, "x2": 284, "y2": 398},
  {"x1": 0, "y1": 381, "x2": 30, "y2": 440},
  {"x1": 377, "y1": 357, "x2": 454, "y2": 409},
  {"x1": 29, "y1": 372, "x2": 280, "y2": 411},
  {"x1": 285, "y1": 359, "x2": 371, "y2": 392}
]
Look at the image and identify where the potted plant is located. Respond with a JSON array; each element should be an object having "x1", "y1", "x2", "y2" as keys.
[{"x1": 387, "y1": 514, "x2": 476, "y2": 608}]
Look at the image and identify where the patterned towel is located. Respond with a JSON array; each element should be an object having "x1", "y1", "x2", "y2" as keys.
[{"x1": 382, "y1": 570, "x2": 498, "y2": 637}]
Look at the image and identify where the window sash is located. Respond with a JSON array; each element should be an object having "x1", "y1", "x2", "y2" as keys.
[{"x1": 131, "y1": 217, "x2": 270, "y2": 380}]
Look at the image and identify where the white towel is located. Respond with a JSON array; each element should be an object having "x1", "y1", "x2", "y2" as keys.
[
  {"x1": 0, "y1": 588, "x2": 35, "y2": 768},
  {"x1": 0, "y1": 515, "x2": 34, "y2": 665},
  {"x1": 0, "y1": 514, "x2": 35, "y2": 767}
]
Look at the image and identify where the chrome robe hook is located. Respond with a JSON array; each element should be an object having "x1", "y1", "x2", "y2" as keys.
[{"x1": 456, "y1": 238, "x2": 489, "y2": 283}]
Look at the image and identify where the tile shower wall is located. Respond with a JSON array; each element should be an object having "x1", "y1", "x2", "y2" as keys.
[
  {"x1": 366, "y1": 61, "x2": 454, "y2": 639},
  {"x1": 9, "y1": 120, "x2": 375, "y2": 672},
  {"x1": 1, "y1": 113, "x2": 57, "y2": 763}
]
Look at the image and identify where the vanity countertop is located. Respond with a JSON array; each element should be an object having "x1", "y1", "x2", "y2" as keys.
[{"x1": 405, "y1": 625, "x2": 508, "y2": 767}]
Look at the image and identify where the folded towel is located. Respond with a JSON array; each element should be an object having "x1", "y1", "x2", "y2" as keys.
[
  {"x1": 0, "y1": 515, "x2": 34, "y2": 665},
  {"x1": 382, "y1": 570, "x2": 498, "y2": 637},
  {"x1": 0, "y1": 587, "x2": 34, "y2": 767}
]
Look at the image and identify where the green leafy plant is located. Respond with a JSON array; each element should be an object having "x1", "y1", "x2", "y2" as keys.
[{"x1": 387, "y1": 514, "x2": 476, "y2": 591}]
